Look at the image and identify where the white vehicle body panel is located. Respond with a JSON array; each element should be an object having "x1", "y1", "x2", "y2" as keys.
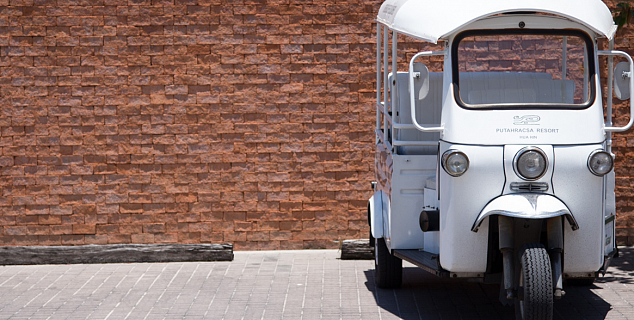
[
  {"x1": 369, "y1": 191, "x2": 386, "y2": 239},
  {"x1": 377, "y1": 0, "x2": 616, "y2": 43},
  {"x1": 439, "y1": 143, "x2": 504, "y2": 272},
  {"x1": 371, "y1": 0, "x2": 624, "y2": 280},
  {"x1": 553, "y1": 145, "x2": 606, "y2": 273},
  {"x1": 440, "y1": 48, "x2": 606, "y2": 146},
  {"x1": 423, "y1": 186, "x2": 439, "y2": 254},
  {"x1": 605, "y1": 171, "x2": 616, "y2": 256},
  {"x1": 373, "y1": 144, "x2": 437, "y2": 251},
  {"x1": 388, "y1": 155, "x2": 436, "y2": 249}
]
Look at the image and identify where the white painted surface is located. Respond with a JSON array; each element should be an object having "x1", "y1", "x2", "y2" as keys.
[
  {"x1": 605, "y1": 171, "x2": 616, "y2": 255},
  {"x1": 440, "y1": 53, "x2": 607, "y2": 146},
  {"x1": 502, "y1": 145, "x2": 554, "y2": 195},
  {"x1": 369, "y1": 191, "x2": 385, "y2": 239},
  {"x1": 439, "y1": 143, "x2": 505, "y2": 272},
  {"x1": 389, "y1": 154, "x2": 437, "y2": 250},
  {"x1": 423, "y1": 187, "x2": 440, "y2": 254},
  {"x1": 377, "y1": 0, "x2": 616, "y2": 43},
  {"x1": 553, "y1": 145, "x2": 605, "y2": 273}
]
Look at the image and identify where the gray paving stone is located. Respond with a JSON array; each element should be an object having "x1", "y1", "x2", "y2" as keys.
[{"x1": 0, "y1": 248, "x2": 633, "y2": 318}]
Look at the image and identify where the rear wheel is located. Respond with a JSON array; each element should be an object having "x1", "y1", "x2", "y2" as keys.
[
  {"x1": 374, "y1": 237, "x2": 402, "y2": 288},
  {"x1": 515, "y1": 243, "x2": 553, "y2": 320}
]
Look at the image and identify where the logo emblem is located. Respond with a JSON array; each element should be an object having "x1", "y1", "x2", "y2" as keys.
[{"x1": 513, "y1": 115, "x2": 540, "y2": 125}]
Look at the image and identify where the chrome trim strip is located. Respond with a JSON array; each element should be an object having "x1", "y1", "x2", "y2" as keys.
[{"x1": 471, "y1": 193, "x2": 578, "y2": 232}]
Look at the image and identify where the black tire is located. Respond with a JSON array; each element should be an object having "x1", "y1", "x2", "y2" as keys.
[
  {"x1": 374, "y1": 237, "x2": 402, "y2": 288},
  {"x1": 515, "y1": 243, "x2": 553, "y2": 320}
]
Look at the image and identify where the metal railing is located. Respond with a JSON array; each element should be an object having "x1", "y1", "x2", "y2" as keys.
[{"x1": 375, "y1": 25, "x2": 444, "y2": 151}]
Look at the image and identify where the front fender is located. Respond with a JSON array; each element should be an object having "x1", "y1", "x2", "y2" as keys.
[
  {"x1": 471, "y1": 194, "x2": 579, "y2": 232},
  {"x1": 369, "y1": 191, "x2": 387, "y2": 238}
]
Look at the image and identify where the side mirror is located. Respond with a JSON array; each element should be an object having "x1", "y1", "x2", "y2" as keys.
[
  {"x1": 411, "y1": 62, "x2": 430, "y2": 100},
  {"x1": 614, "y1": 61, "x2": 631, "y2": 100}
]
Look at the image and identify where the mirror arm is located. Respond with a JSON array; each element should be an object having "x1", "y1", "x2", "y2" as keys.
[
  {"x1": 600, "y1": 50, "x2": 634, "y2": 132},
  {"x1": 408, "y1": 51, "x2": 445, "y2": 133}
]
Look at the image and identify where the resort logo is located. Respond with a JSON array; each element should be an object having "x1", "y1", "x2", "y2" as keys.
[{"x1": 513, "y1": 115, "x2": 541, "y2": 125}]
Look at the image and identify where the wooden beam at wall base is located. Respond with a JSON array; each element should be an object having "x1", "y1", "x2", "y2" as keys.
[
  {"x1": 340, "y1": 239, "x2": 374, "y2": 260},
  {"x1": 0, "y1": 243, "x2": 234, "y2": 265}
]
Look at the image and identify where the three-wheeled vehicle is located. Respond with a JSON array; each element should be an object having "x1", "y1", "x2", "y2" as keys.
[{"x1": 369, "y1": 0, "x2": 634, "y2": 318}]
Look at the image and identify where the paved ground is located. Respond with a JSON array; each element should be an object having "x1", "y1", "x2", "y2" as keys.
[{"x1": 0, "y1": 248, "x2": 634, "y2": 319}]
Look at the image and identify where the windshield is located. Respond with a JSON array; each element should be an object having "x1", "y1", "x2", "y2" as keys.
[{"x1": 452, "y1": 30, "x2": 595, "y2": 109}]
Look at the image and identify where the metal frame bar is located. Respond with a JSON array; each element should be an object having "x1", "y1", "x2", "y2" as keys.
[
  {"x1": 606, "y1": 39, "x2": 614, "y2": 152},
  {"x1": 391, "y1": 31, "x2": 398, "y2": 146},
  {"x1": 383, "y1": 26, "x2": 389, "y2": 145},
  {"x1": 561, "y1": 36, "x2": 567, "y2": 103},
  {"x1": 408, "y1": 51, "x2": 445, "y2": 133},
  {"x1": 375, "y1": 26, "x2": 444, "y2": 149},
  {"x1": 376, "y1": 23, "x2": 382, "y2": 144},
  {"x1": 599, "y1": 50, "x2": 634, "y2": 132}
]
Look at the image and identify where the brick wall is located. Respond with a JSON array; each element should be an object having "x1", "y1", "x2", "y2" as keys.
[
  {"x1": 0, "y1": 0, "x2": 382, "y2": 250},
  {"x1": 607, "y1": 1, "x2": 634, "y2": 245},
  {"x1": 0, "y1": 0, "x2": 633, "y2": 249}
]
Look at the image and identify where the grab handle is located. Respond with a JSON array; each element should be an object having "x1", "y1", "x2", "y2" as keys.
[
  {"x1": 599, "y1": 50, "x2": 634, "y2": 132},
  {"x1": 408, "y1": 51, "x2": 445, "y2": 133}
]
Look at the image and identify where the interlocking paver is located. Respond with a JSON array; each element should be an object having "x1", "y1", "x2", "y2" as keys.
[{"x1": 0, "y1": 248, "x2": 633, "y2": 318}]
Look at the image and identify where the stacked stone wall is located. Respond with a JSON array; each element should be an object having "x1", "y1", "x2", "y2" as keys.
[{"x1": 0, "y1": 0, "x2": 633, "y2": 249}]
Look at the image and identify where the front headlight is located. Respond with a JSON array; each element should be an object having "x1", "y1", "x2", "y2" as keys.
[
  {"x1": 588, "y1": 150, "x2": 613, "y2": 176},
  {"x1": 442, "y1": 150, "x2": 469, "y2": 177},
  {"x1": 514, "y1": 147, "x2": 547, "y2": 180}
]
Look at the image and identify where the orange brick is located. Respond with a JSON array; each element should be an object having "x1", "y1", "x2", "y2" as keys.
[{"x1": 3, "y1": 0, "x2": 629, "y2": 252}]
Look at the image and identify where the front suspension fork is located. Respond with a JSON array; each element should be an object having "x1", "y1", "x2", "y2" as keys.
[
  {"x1": 498, "y1": 216, "x2": 564, "y2": 300},
  {"x1": 547, "y1": 217, "x2": 564, "y2": 298}
]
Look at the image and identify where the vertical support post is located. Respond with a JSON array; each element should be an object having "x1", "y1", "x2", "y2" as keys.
[
  {"x1": 391, "y1": 31, "x2": 398, "y2": 151},
  {"x1": 562, "y1": 36, "x2": 567, "y2": 80},
  {"x1": 605, "y1": 39, "x2": 614, "y2": 153},
  {"x1": 561, "y1": 36, "x2": 567, "y2": 103},
  {"x1": 383, "y1": 27, "x2": 389, "y2": 146},
  {"x1": 499, "y1": 216, "x2": 515, "y2": 300},
  {"x1": 547, "y1": 217, "x2": 564, "y2": 298},
  {"x1": 376, "y1": 23, "x2": 382, "y2": 144},
  {"x1": 584, "y1": 45, "x2": 589, "y2": 100}
]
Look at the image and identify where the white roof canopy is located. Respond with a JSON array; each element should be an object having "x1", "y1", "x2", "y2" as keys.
[{"x1": 377, "y1": 0, "x2": 618, "y2": 43}]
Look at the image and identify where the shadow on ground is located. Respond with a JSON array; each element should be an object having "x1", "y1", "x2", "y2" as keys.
[
  {"x1": 600, "y1": 246, "x2": 634, "y2": 284},
  {"x1": 362, "y1": 247, "x2": 634, "y2": 320}
]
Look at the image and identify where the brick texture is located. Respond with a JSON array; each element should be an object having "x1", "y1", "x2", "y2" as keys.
[
  {"x1": 0, "y1": 0, "x2": 382, "y2": 250},
  {"x1": 0, "y1": 0, "x2": 632, "y2": 249},
  {"x1": 605, "y1": 0, "x2": 634, "y2": 246}
]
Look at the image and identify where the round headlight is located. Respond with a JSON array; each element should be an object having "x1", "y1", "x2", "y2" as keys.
[
  {"x1": 442, "y1": 150, "x2": 469, "y2": 177},
  {"x1": 588, "y1": 150, "x2": 613, "y2": 176},
  {"x1": 514, "y1": 147, "x2": 547, "y2": 180}
]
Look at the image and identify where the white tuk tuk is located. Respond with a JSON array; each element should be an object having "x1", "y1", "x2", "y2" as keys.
[{"x1": 368, "y1": 0, "x2": 633, "y2": 318}]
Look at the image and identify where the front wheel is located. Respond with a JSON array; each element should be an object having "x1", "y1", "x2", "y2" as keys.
[
  {"x1": 374, "y1": 237, "x2": 402, "y2": 288},
  {"x1": 515, "y1": 243, "x2": 553, "y2": 320}
]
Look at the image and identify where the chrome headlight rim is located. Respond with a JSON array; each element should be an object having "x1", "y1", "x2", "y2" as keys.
[
  {"x1": 442, "y1": 149, "x2": 469, "y2": 177},
  {"x1": 587, "y1": 150, "x2": 614, "y2": 176},
  {"x1": 513, "y1": 146, "x2": 548, "y2": 181}
]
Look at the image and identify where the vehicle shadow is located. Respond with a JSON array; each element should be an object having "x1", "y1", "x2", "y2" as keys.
[
  {"x1": 362, "y1": 247, "x2": 634, "y2": 320},
  {"x1": 599, "y1": 246, "x2": 634, "y2": 284}
]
